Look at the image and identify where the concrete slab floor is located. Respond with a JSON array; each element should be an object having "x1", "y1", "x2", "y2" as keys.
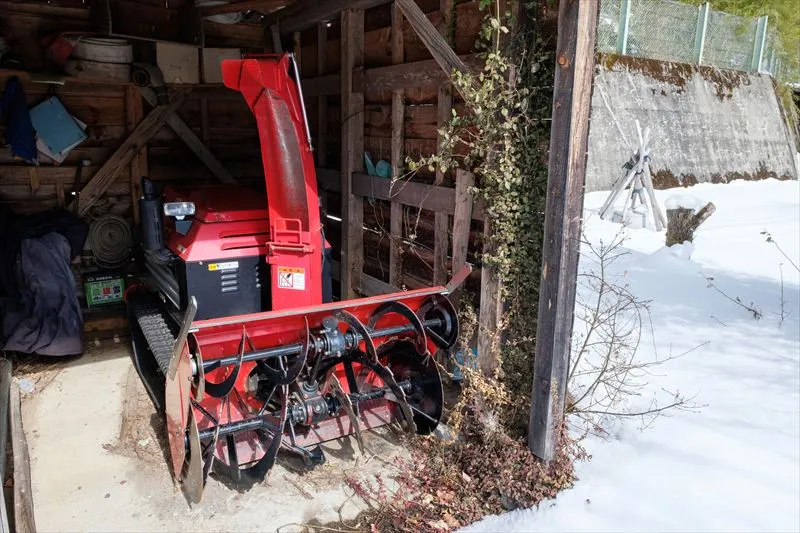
[{"x1": 17, "y1": 343, "x2": 407, "y2": 532}]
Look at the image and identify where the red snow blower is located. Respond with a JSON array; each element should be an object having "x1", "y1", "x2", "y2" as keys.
[{"x1": 126, "y1": 54, "x2": 460, "y2": 502}]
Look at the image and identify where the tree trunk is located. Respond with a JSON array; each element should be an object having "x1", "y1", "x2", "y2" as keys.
[{"x1": 666, "y1": 202, "x2": 716, "y2": 246}]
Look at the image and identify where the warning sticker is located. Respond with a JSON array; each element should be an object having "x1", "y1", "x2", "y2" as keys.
[
  {"x1": 277, "y1": 266, "x2": 306, "y2": 290},
  {"x1": 208, "y1": 261, "x2": 239, "y2": 271}
]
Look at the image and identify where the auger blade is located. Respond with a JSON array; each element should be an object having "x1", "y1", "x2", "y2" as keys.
[
  {"x1": 368, "y1": 300, "x2": 428, "y2": 355},
  {"x1": 184, "y1": 410, "x2": 204, "y2": 504},
  {"x1": 328, "y1": 375, "x2": 364, "y2": 454},
  {"x1": 204, "y1": 326, "x2": 246, "y2": 399},
  {"x1": 417, "y1": 295, "x2": 459, "y2": 350},
  {"x1": 363, "y1": 358, "x2": 417, "y2": 435},
  {"x1": 211, "y1": 385, "x2": 289, "y2": 490},
  {"x1": 334, "y1": 309, "x2": 377, "y2": 362}
]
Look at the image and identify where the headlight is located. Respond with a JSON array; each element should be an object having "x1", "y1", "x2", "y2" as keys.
[{"x1": 163, "y1": 202, "x2": 196, "y2": 219}]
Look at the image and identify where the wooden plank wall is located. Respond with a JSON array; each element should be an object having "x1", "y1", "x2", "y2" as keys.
[
  {"x1": 0, "y1": 1, "x2": 264, "y2": 218},
  {"x1": 0, "y1": 0, "x2": 488, "y2": 299},
  {"x1": 298, "y1": 0, "x2": 486, "y2": 295},
  {"x1": 0, "y1": 72, "x2": 132, "y2": 215}
]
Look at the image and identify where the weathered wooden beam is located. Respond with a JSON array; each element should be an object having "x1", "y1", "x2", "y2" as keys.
[
  {"x1": 529, "y1": 0, "x2": 600, "y2": 462},
  {"x1": 300, "y1": 54, "x2": 482, "y2": 96},
  {"x1": 433, "y1": 0, "x2": 454, "y2": 287},
  {"x1": 270, "y1": 24, "x2": 283, "y2": 53},
  {"x1": 273, "y1": 0, "x2": 390, "y2": 35},
  {"x1": 330, "y1": 260, "x2": 402, "y2": 296},
  {"x1": 27, "y1": 167, "x2": 39, "y2": 194},
  {"x1": 389, "y1": 2, "x2": 405, "y2": 289},
  {"x1": 450, "y1": 169, "x2": 473, "y2": 307},
  {"x1": 0, "y1": 360, "x2": 9, "y2": 533},
  {"x1": 200, "y1": 96, "x2": 211, "y2": 147},
  {"x1": 323, "y1": 170, "x2": 485, "y2": 221},
  {"x1": 292, "y1": 31, "x2": 302, "y2": 67},
  {"x1": 72, "y1": 88, "x2": 190, "y2": 216},
  {"x1": 351, "y1": 172, "x2": 484, "y2": 220},
  {"x1": 139, "y1": 87, "x2": 236, "y2": 185},
  {"x1": 10, "y1": 381, "x2": 35, "y2": 533},
  {"x1": 363, "y1": 54, "x2": 481, "y2": 92},
  {"x1": 358, "y1": 272, "x2": 399, "y2": 296},
  {"x1": 477, "y1": 215, "x2": 501, "y2": 376},
  {"x1": 316, "y1": 22, "x2": 329, "y2": 168},
  {"x1": 125, "y1": 85, "x2": 147, "y2": 224},
  {"x1": 395, "y1": 0, "x2": 472, "y2": 98},
  {"x1": 202, "y1": 0, "x2": 290, "y2": 16},
  {"x1": 340, "y1": 8, "x2": 365, "y2": 299},
  {"x1": 56, "y1": 178, "x2": 66, "y2": 209}
]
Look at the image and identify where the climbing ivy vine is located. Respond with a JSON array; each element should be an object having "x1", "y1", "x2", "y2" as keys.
[{"x1": 409, "y1": 0, "x2": 555, "y2": 433}]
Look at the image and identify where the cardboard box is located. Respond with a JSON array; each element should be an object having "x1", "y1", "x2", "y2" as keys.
[
  {"x1": 156, "y1": 42, "x2": 200, "y2": 84},
  {"x1": 202, "y1": 48, "x2": 242, "y2": 84}
]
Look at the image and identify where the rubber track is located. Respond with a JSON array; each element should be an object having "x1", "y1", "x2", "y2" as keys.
[{"x1": 129, "y1": 293, "x2": 178, "y2": 375}]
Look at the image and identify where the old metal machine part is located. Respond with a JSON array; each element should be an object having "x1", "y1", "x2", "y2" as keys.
[{"x1": 127, "y1": 54, "x2": 462, "y2": 501}]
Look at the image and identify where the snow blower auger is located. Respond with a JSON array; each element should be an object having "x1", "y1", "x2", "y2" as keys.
[{"x1": 125, "y1": 54, "x2": 462, "y2": 503}]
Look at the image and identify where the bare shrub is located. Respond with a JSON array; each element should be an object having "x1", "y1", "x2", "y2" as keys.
[
  {"x1": 346, "y1": 388, "x2": 587, "y2": 533},
  {"x1": 703, "y1": 275, "x2": 763, "y2": 320},
  {"x1": 762, "y1": 229, "x2": 800, "y2": 274},
  {"x1": 569, "y1": 232, "x2": 700, "y2": 434}
]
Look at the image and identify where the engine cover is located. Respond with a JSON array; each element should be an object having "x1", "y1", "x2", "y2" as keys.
[{"x1": 178, "y1": 256, "x2": 269, "y2": 321}]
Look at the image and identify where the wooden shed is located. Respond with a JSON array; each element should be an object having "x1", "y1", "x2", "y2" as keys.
[{"x1": 0, "y1": 0, "x2": 502, "y2": 342}]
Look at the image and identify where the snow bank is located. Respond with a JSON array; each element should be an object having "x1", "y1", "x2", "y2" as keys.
[{"x1": 462, "y1": 179, "x2": 800, "y2": 533}]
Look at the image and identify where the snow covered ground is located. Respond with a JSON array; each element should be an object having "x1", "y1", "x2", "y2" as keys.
[{"x1": 463, "y1": 179, "x2": 800, "y2": 533}]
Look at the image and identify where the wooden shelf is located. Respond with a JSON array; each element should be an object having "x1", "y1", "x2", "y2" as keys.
[{"x1": 0, "y1": 68, "x2": 132, "y2": 87}]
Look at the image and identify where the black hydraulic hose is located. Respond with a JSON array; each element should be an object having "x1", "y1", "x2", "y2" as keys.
[{"x1": 199, "y1": 317, "x2": 444, "y2": 374}]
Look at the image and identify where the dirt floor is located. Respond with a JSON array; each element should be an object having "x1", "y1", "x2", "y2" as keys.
[{"x1": 16, "y1": 343, "x2": 408, "y2": 532}]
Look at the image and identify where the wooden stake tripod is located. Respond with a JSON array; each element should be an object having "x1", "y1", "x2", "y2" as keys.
[{"x1": 599, "y1": 121, "x2": 667, "y2": 231}]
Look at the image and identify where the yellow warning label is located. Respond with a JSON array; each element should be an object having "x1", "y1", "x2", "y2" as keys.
[
  {"x1": 208, "y1": 261, "x2": 239, "y2": 271},
  {"x1": 277, "y1": 266, "x2": 306, "y2": 290}
]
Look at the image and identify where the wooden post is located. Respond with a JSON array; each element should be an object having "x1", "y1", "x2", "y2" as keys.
[
  {"x1": 451, "y1": 169, "x2": 474, "y2": 307},
  {"x1": 477, "y1": 216, "x2": 501, "y2": 376},
  {"x1": 27, "y1": 168, "x2": 39, "y2": 194},
  {"x1": 529, "y1": 0, "x2": 599, "y2": 462},
  {"x1": 389, "y1": 2, "x2": 405, "y2": 288},
  {"x1": 0, "y1": 360, "x2": 10, "y2": 533},
  {"x1": 293, "y1": 31, "x2": 302, "y2": 68},
  {"x1": 56, "y1": 178, "x2": 65, "y2": 209},
  {"x1": 433, "y1": 0, "x2": 454, "y2": 287},
  {"x1": 317, "y1": 22, "x2": 328, "y2": 168},
  {"x1": 341, "y1": 8, "x2": 365, "y2": 299},
  {"x1": 200, "y1": 96, "x2": 211, "y2": 148},
  {"x1": 10, "y1": 382, "x2": 35, "y2": 533},
  {"x1": 126, "y1": 85, "x2": 148, "y2": 225},
  {"x1": 270, "y1": 25, "x2": 283, "y2": 53}
]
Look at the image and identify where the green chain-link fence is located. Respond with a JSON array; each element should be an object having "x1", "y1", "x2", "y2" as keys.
[{"x1": 597, "y1": 0, "x2": 798, "y2": 82}]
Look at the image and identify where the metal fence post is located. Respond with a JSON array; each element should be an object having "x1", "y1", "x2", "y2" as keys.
[
  {"x1": 693, "y1": 2, "x2": 710, "y2": 64},
  {"x1": 616, "y1": 0, "x2": 631, "y2": 55},
  {"x1": 751, "y1": 15, "x2": 768, "y2": 72},
  {"x1": 767, "y1": 48, "x2": 776, "y2": 75}
]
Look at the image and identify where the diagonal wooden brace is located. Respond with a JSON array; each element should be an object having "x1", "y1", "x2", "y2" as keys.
[
  {"x1": 395, "y1": 0, "x2": 473, "y2": 98},
  {"x1": 138, "y1": 87, "x2": 236, "y2": 185},
  {"x1": 71, "y1": 88, "x2": 191, "y2": 216}
]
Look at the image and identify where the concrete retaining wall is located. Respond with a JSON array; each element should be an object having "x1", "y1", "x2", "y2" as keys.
[{"x1": 586, "y1": 55, "x2": 798, "y2": 192}]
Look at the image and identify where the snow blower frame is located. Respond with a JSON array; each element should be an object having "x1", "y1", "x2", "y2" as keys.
[{"x1": 126, "y1": 54, "x2": 461, "y2": 502}]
